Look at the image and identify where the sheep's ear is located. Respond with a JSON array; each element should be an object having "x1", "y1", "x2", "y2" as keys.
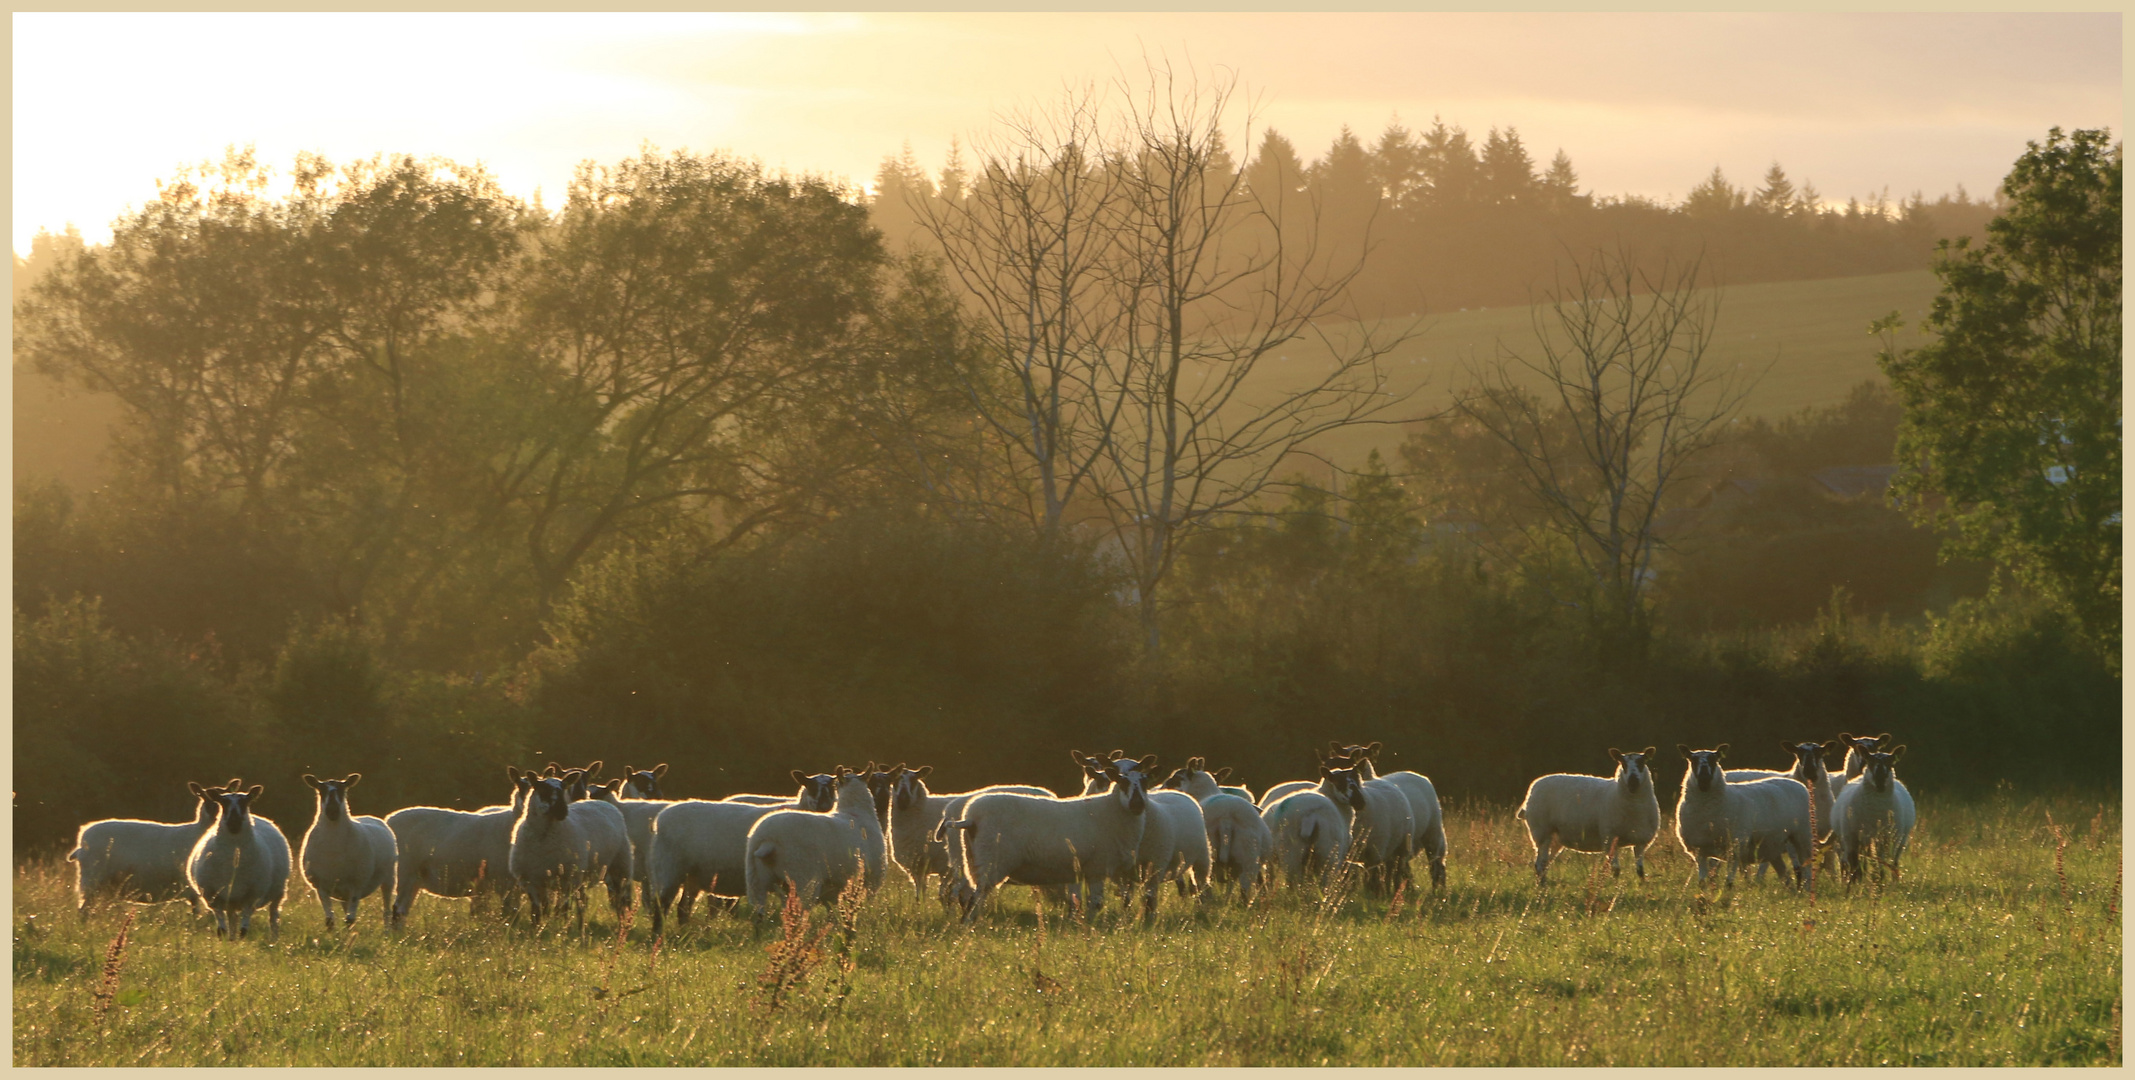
[
  {"x1": 225, "y1": 777, "x2": 244, "y2": 790},
  {"x1": 1715, "y1": 743, "x2": 1730, "y2": 758},
  {"x1": 1888, "y1": 745, "x2": 1906, "y2": 762},
  {"x1": 1069, "y1": 750, "x2": 1088, "y2": 767},
  {"x1": 1641, "y1": 747, "x2": 1655, "y2": 760},
  {"x1": 1821, "y1": 739, "x2": 1843, "y2": 753},
  {"x1": 303, "y1": 774, "x2": 322, "y2": 790},
  {"x1": 915, "y1": 765, "x2": 932, "y2": 779},
  {"x1": 344, "y1": 773, "x2": 361, "y2": 787},
  {"x1": 1781, "y1": 740, "x2": 1797, "y2": 756},
  {"x1": 1107, "y1": 749, "x2": 1125, "y2": 761},
  {"x1": 1368, "y1": 741, "x2": 1384, "y2": 757},
  {"x1": 1677, "y1": 744, "x2": 1693, "y2": 758},
  {"x1": 604, "y1": 778, "x2": 623, "y2": 793},
  {"x1": 791, "y1": 770, "x2": 809, "y2": 785},
  {"x1": 1608, "y1": 748, "x2": 1624, "y2": 762},
  {"x1": 653, "y1": 763, "x2": 668, "y2": 777},
  {"x1": 1837, "y1": 732, "x2": 1855, "y2": 742},
  {"x1": 245, "y1": 784, "x2": 264, "y2": 799},
  {"x1": 189, "y1": 782, "x2": 207, "y2": 796},
  {"x1": 506, "y1": 766, "x2": 521, "y2": 781},
  {"x1": 1140, "y1": 755, "x2": 1159, "y2": 776},
  {"x1": 1876, "y1": 732, "x2": 1892, "y2": 743},
  {"x1": 1215, "y1": 767, "x2": 1232, "y2": 781}
]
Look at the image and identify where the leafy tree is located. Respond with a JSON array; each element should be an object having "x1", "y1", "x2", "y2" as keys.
[
  {"x1": 1540, "y1": 150, "x2": 1584, "y2": 211},
  {"x1": 1416, "y1": 117, "x2": 1479, "y2": 209},
  {"x1": 1478, "y1": 127, "x2": 1538, "y2": 207},
  {"x1": 1684, "y1": 166, "x2": 1747, "y2": 218},
  {"x1": 1754, "y1": 163, "x2": 1797, "y2": 215},
  {"x1": 1878, "y1": 127, "x2": 2122, "y2": 664}
]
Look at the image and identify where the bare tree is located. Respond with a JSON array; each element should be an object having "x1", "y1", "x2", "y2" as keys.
[
  {"x1": 1454, "y1": 248, "x2": 1756, "y2": 638},
  {"x1": 1094, "y1": 57, "x2": 1421, "y2": 654},
  {"x1": 910, "y1": 82, "x2": 1134, "y2": 535}
]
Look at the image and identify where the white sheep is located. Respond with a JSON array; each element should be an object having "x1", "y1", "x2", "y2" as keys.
[
  {"x1": 509, "y1": 775, "x2": 604, "y2": 929},
  {"x1": 1517, "y1": 748, "x2": 1663, "y2": 883},
  {"x1": 548, "y1": 764, "x2": 635, "y2": 915},
  {"x1": 1162, "y1": 758, "x2": 1275, "y2": 904},
  {"x1": 1316, "y1": 761, "x2": 1415, "y2": 894},
  {"x1": 1334, "y1": 742, "x2": 1449, "y2": 890},
  {"x1": 1837, "y1": 732, "x2": 1894, "y2": 780},
  {"x1": 590, "y1": 778, "x2": 672, "y2": 910},
  {"x1": 1729, "y1": 740, "x2": 1844, "y2": 879},
  {"x1": 619, "y1": 763, "x2": 669, "y2": 799},
  {"x1": 298, "y1": 774, "x2": 397, "y2": 930},
  {"x1": 384, "y1": 770, "x2": 528, "y2": 927},
  {"x1": 646, "y1": 774, "x2": 836, "y2": 935},
  {"x1": 68, "y1": 780, "x2": 229, "y2": 918},
  {"x1": 1258, "y1": 780, "x2": 1319, "y2": 810},
  {"x1": 1674, "y1": 745, "x2": 1813, "y2": 887},
  {"x1": 914, "y1": 778, "x2": 1057, "y2": 910},
  {"x1": 744, "y1": 766, "x2": 887, "y2": 916},
  {"x1": 1832, "y1": 746, "x2": 1915, "y2": 883},
  {"x1": 1079, "y1": 752, "x2": 1211, "y2": 915},
  {"x1": 1260, "y1": 789, "x2": 1351, "y2": 891},
  {"x1": 948, "y1": 756, "x2": 1153, "y2": 922},
  {"x1": 186, "y1": 784, "x2": 291, "y2": 940}
]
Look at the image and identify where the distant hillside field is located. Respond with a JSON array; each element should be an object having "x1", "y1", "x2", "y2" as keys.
[{"x1": 1259, "y1": 269, "x2": 1943, "y2": 473}]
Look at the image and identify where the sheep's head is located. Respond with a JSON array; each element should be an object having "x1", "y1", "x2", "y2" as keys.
[
  {"x1": 1071, "y1": 750, "x2": 1114, "y2": 794},
  {"x1": 1608, "y1": 747, "x2": 1655, "y2": 793},
  {"x1": 1102, "y1": 757, "x2": 1151, "y2": 815},
  {"x1": 592, "y1": 778, "x2": 624, "y2": 803},
  {"x1": 1783, "y1": 742, "x2": 1830, "y2": 787},
  {"x1": 891, "y1": 765, "x2": 934, "y2": 811},
  {"x1": 864, "y1": 763, "x2": 902, "y2": 819},
  {"x1": 1861, "y1": 746, "x2": 1905, "y2": 793},
  {"x1": 303, "y1": 773, "x2": 361, "y2": 821},
  {"x1": 213, "y1": 784, "x2": 264, "y2": 832},
  {"x1": 530, "y1": 776, "x2": 571, "y2": 822},
  {"x1": 790, "y1": 770, "x2": 840, "y2": 811},
  {"x1": 1319, "y1": 764, "x2": 1366, "y2": 809},
  {"x1": 1839, "y1": 732, "x2": 1893, "y2": 760},
  {"x1": 1678, "y1": 745, "x2": 1729, "y2": 792},
  {"x1": 560, "y1": 769, "x2": 591, "y2": 802},
  {"x1": 621, "y1": 763, "x2": 668, "y2": 799}
]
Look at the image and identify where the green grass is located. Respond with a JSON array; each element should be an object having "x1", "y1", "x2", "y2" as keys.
[
  {"x1": 14, "y1": 789, "x2": 2119, "y2": 1066},
  {"x1": 1260, "y1": 269, "x2": 1944, "y2": 472}
]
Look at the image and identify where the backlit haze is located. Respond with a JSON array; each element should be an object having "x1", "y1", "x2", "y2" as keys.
[{"x1": 11, "y1": 11, "x2": 2122, "y2": 255}]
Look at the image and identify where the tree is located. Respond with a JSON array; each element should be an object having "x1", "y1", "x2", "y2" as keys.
[
  {"x1": 1683, "y1": 166, "x2": 1747, "y2": 219},
  {"x1": 1878, "y1": 127, "x2": 2122, "y2": 664},
  {"x1": 909, "y1": 82, "x2": 1133, "y2": 534},
  {"x1": 1478, "y1": 127, "x2": 1538, "y2": 207},
  {"x1": 1754, "y1": 163, "x2": 1796, "y2": 215},
  {"x1": 1540, "y1": 150, "x2": 1585, "y2": 212},
  {"x1": 1095, "y1": 57, "x2": 1418, "y2": 654},
  {"x1": 1417, "y1": 117, "x2": 1479, "y2": 209},
  {"x1": 1453, "y1": 249, "x2": 1754, "y2": 641}
]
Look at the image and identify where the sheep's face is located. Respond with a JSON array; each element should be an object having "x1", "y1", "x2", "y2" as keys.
[
  {"x1": 1861, "y1": 747, "x2": 1904, "y2": 793},
  {"x1": 790, "y1": 771, "x2": 840, "y2": 811},
  {"x1": 1074, "y1": 754, "x2": 1114, "y2": 796},
  {"x1": 864, "y1": 764, "x2": 901, "y2": 815},
  {"x1": 213, "y1": 785, "x2": 263, "y2": 833},
  {"x1": 1680, "y1": 747, "x2": 1728, "y2": 792},
  {"x1": 834, "y1": 771, "x2": 874, "y2": 812},
  {"x1": 891, "y1": 766, "x2": 933, "y2": 811},
  {"x1": 1104, "y1": 761, "x2": 1149, "y2": 815},
  {"x1": 1840, "y1": 733, "x2": 1892, "y2": 764},
  {"x1": 1320, "y1": 766, "x2": 1366, "y2": 809},
  {"x1": 304, "y1": 774, "x2": 361, "y2": 822},
  {"x1": 1608, "y1": 748, "x2": 1654, "y2": 793},
  {"x1": 1786, "y1": 743, "x2": 1830, "y2": 787},
  {"x1": 622, "y1": 764, "x2": 668, "y2": 799},
  {"x1": 531, "y1": 778, "x2": 571, "y2": 822}
]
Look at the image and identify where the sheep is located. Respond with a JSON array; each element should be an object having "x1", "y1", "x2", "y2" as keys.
[
  {"x1": 913, "y1": 778, "x2": 1058, "y2": 910},
  {"x1": 1260, "y1": 789, "x2": 1351, "y2": 891},
  {"x1": 620, "y1": 763, "x2": 669, "y2": 799},
  {"x1": 1258, "y1": 780, "x2": 1319, "y2": 810},
  {"x1": 1078, "y1": 752, "x2": 1211, "y2": 915},
  {"x1": 1333, "y1": 742, "x2": 1449, "y2": 890},
  {"x1": 947, "y1": 755, "x2": 1153, "y2": 922},
  {"x1": 68, "y1": 779, "x2": 231, "y2": 918},
  {"x1": 1674, "y1": 745, "x2": 1814, "y2": 888},
  {"x1": 1837, "y1": 732, "x2": 1894, "y2": 780},
  {"x1": 1316, "y1": 759, "x2": 1415, "y2": 895},
  {"x1": 510, "y1": 776, "x2": 598, "y2": 929},
  {"x1": 1729, "y1": 740, "x2": 1845, "y2": 880},
  {"x1": 646, "y1": 775, "x2": 837, "y2": 935},
  {"x1": 743, "y1": 765, "x2": 887, "y2": 917},
  {"x1": 863, "y1": 762, "x2": 902, "y2": 831},
  {"x1": 298, "y1": 774, "x2": 397, "y2": 930},
  {"x1": 1832, "y1": 746, "x2": 1915, "y2": 883},
  {"x1": 553, "y1": 767, "x2": 635, "y2": 915},
  {"x1": 722, "y1": 794, "x2": 793, "y2": 806},
  {"x1": 593, "y1": 770, "x2": 675, "y2": 909},
  {"x1": 1516, "y1": 748, "x2": 1663, "y2": 884},
  {"x1": 1161, "y1": 758, "x2": 1275, "y2": 904},
  {"x1": 384, "y1": 768, "x2": 531, "y2": 927},
  {"x1": 186, "y1": 784, "x2": 291, "y2": 940}
]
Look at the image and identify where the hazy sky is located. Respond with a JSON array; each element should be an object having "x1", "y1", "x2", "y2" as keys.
[{"x1": 12, "y1": 12, "x2": 2122, "y2": 255}]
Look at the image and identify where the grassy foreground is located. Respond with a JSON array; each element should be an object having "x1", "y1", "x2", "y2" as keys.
[{"x1": 13, "y1": 789, "x2": 2120, "y2": 1066}]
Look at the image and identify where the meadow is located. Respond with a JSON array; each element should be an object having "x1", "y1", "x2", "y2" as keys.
[{"x1": 14, "y1": 787, "x2": 2119, "y2": 1067}]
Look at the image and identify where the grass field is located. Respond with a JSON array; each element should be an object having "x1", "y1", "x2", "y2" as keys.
[{"x1": 13, "y1": 788, "x2": 2119, "y2": 1066}]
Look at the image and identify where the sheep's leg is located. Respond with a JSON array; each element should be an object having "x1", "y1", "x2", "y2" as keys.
[
  {"x1": 237, "y1": 909, "x2": 252, "y2": 940},
  {"x1": 1607, "y1": 845, "x2": 1623, "y2": 878},
  {"x1": 320, "y1": 890, "x2": 338, "y2": 931},
  {"x1": 1633, "y1": 843, "x2": 1647, "y2": 880},
  {"x1": 344, "y1": 898, "x2": 359, "y2": 926}
]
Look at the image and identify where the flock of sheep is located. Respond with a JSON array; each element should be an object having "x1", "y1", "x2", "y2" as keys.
[{"x1": 64, "y1": 734, "x2": 1916, "y2": 941}]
